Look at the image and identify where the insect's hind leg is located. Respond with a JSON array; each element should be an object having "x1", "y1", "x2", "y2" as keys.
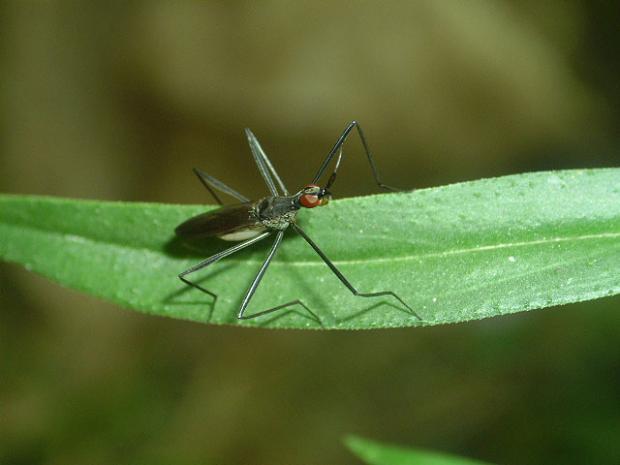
[
  {"x1": 193, "y1": 168, "x2": 250, "y2": 204},
  {"x1": 178, "y1": 274, "x2": 218, "y2": 302},
  {"x1": 178, "y1": 231, "x2": 272, "y2": 308}
]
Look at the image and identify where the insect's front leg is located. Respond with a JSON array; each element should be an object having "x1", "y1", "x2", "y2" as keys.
[{"x1": 312, "y1": 120, "x2": 401, "y2": 192}]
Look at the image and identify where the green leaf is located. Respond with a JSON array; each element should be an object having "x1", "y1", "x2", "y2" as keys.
[
  {"x1": 345, "y1": 435, "x2": 493, "y2": 465},
  {"x1": 1, "y1": 169, "x2": 619, "y2": 329}
]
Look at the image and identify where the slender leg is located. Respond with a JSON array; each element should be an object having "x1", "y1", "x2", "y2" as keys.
[
  {"x1": 244, "y1": 128, "x2": 288, "y2": 196},
  {"x1": 237, "y1": 230, "x2": 321, "y2": 325},
  {"x1": 292, "y1": 223, "x2": 421, "y2": 320},
  {"x1": 178, "y1": 231, "x2": 271, "y2": 301},
  {"x1": 311, "y1": 121, "x2": 398, "y2": 192},
  {"x1": 238, "y1": 299, "x2": 321, "y2": 325},
  {"x1": 193, "y1": 168, "x2": 250, "y2": 204}
]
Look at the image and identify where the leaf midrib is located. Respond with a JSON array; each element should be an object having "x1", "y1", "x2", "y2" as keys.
[{"x1": 4, "y1": 215, "x2": 618, "y2": 268}]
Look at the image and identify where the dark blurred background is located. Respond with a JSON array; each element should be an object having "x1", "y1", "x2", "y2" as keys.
[{"x1": 1, "y1": 2, "x2": 619, "y2": 464}]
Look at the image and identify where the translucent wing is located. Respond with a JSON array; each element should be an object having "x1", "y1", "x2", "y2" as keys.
[{"x1": 175, "y1": 203, "x2": 262, "y2": 240}]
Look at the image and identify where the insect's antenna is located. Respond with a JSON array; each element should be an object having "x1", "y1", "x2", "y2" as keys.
[{"x1": 312, "y1": 121, "x2": 398, "y2": 192}]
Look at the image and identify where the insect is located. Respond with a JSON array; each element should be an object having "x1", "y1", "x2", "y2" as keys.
[{"x1": 175, "y1": 121, "x2": 421, "y2": 323}]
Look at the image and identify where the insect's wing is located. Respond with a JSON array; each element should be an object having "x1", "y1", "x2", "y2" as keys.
[{"x1": 175, "y1": 203, "x2": 259, "y2": 239}]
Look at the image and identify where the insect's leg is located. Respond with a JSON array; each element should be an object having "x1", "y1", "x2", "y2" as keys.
[
  {"x1": 178, "y1": 231, "x2": 271, "y2": 300},
  {"x1": 239, "y1": 299, "x2": 322, "y2": 325},
  {"x1": 312, "y1": 120, "x2": 399, "y2": 192},
  {"x1": 193, "y1": 168, "x2": 250, "y2": 204},
  {"x1": 237, "y1": 230, "x2": 321, "y2": 325},
  {"x1": 292, "y1": 223, "x2": 421, "y2": 320},
  {"x1": 244, "y1": 128, "x2": 288, "y2": 196}
]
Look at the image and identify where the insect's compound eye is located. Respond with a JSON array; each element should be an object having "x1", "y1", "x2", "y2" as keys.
[
  {"x1": 299, "y1": 184, "x2": 322, "y2": 208},
  {"x1": 300, "y1": 193, "x2": 320, "y2": 208}
]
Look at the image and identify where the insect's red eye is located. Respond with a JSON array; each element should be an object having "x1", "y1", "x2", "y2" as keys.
[{"x1": 300, "y1": 194, "x2": 320, "y2": 208}]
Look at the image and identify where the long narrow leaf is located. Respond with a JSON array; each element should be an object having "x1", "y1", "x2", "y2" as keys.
[
  {"x1": 345, "y1": 435, "x2": 493, "y2": 465},
  {"x1": 1, "y1": 169, "x2": 618, "y2": 329}
]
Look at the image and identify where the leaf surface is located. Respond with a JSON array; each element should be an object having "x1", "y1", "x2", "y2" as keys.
[
  {"x1": 1, "y1": 169, "x2": 619, "y2": 329},
  {"x1": 345, "y1": 435, "x2": 493, "y2": 465}
]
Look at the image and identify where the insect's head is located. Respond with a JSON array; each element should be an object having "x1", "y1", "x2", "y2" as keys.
[{"x1": 296, "y1": 184, "x2": 331, "y2": 209}]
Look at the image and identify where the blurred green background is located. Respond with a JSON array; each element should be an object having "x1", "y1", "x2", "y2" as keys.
[{"x1": 1, "y1": 2, "x2": 619, "y2": 464}]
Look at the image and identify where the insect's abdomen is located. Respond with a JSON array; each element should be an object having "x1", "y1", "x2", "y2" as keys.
[{"x1": 175, "y1": 203, "x2": 263, "y2": 241}]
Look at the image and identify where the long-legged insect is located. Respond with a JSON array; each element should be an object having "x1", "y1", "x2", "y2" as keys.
[{"x1": 175, "y1": 121, "x2": 421, "y2": 322}]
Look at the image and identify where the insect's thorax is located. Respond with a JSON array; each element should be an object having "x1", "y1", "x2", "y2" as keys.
[{"x1": 253, "y1": 195, "x2": 299, "y2": 230}]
